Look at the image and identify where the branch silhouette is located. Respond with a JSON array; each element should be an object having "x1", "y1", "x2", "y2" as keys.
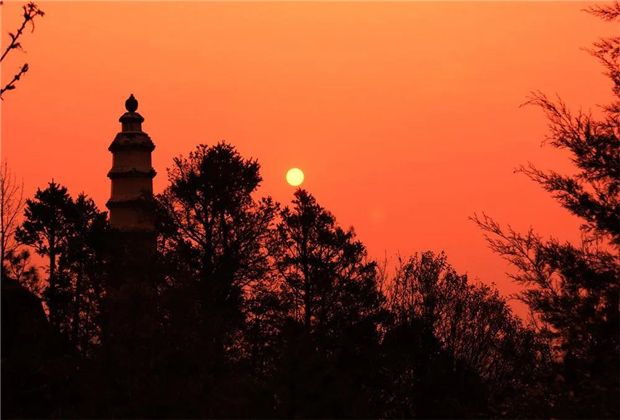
[{"x1": 0, "y1": 2, "x2": 45, "y2": 99}]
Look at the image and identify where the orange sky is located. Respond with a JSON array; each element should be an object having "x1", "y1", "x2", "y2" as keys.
[{"x1": 1, "y1": 1, "x2": 617, "y2": 309}]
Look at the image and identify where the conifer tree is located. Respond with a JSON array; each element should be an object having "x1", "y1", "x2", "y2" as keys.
[
  {"x1": 268, "y1": 189, "x2": 386, "y2": 418},
  {"x1": 155, "y1": 142, "x2": 278, "y2": 417},
  {"x1": 473, "y1": 4, "x2": 619, "y2": 417},
  {"x1": 17, "y1": 181, "x2": 73, "y2": 329}
]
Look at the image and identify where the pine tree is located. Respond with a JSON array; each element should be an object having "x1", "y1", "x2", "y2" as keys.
[
  {"x1": 473, "y1": 4, "x2": 619, "y2": 417},
  {"x1": 16, "y1": 181, "x2": 73, "y2": 329},
  {"x1": 155, "y1": 142, "x2": 278, "y2": 417},
  {"x1": 268, "y1": 189, "x2": 386, "y2": 418}
]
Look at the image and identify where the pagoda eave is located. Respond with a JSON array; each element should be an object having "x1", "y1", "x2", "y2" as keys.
[
  {"x1": 108, "y1": 133, "x2": 155, "y2": 152},
  {"x1": 106, "y1": 198, "x2": 152, "y2": 209},
  {"x1": 107, "y1": 168, "x2": 157, "y2": 179}
]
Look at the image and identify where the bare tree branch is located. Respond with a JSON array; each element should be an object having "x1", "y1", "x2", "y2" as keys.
[
  {"x1": 1, "y1": 160, "x2": 26, "y2": 264},
  {"x1": 0, "y1": 2, "x2": 45, "y2": 99}
]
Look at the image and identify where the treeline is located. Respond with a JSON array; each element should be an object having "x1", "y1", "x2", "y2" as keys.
[
  {"x1": 2, "y1": 3, "x2": 619, "y2": 419},
  {"x1": 2, "y1": 131, "x2": 617, "y2": 418},
  {"x1": 0, "y1": 145, "x2": 552, "y2": 419}
]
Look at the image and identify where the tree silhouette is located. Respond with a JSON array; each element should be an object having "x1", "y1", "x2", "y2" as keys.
[
  {"x1": 2, "y1": 178, "x2": 79, "y2": 420},
  {"x1": 155, "y1": 142, "x2": 278, "y2": 417},
  {"x1": 16, "y1": 181, "x2": 73, "y2": 329},
  {"x1": 16, "y1": 183, "x2": 108, "y2": 351},
  {"x1": 473, "y1": 4, "x2": 619, "y2": 418},
  {"x1": 1, "y1": 161, "x2": 38, "y2": 289},
  {"x1": 385, "y1": 251, "x2": 548, "y2": 418},
  {"x1": 63, "y1": 194, "x2": 109, "y2": 354},
  {"x1": 1, "y1": 161, "x2": 25, "y2": 264},
  {"x1": 266, "y1": 189, "x2": 387, "y2": 418}
]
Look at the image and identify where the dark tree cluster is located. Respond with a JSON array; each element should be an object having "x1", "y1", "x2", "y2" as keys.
[
  {"x1": 1, "y1": 2, "x2": 618, "y2": 419},
  {"x1": 2, "y1": 144, "x2": 543, "y2": 419}
]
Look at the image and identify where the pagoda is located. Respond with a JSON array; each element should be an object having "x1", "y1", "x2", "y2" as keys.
[{"x1": 103, "y1": 95, "x2": 158, "y2": 355}]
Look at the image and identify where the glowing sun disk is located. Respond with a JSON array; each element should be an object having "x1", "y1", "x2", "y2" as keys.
[{"x1": 286, "y1": 168, "x2": 304, "y2": 186}]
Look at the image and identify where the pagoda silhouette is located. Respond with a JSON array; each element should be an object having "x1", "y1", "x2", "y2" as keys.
[{"x1": 102, "y1": 94, "x2": 158, "y2": 361}]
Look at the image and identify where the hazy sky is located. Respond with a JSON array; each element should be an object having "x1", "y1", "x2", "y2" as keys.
[{"x1": 2, "y1": 1, "x2": 616, "y2": 310}]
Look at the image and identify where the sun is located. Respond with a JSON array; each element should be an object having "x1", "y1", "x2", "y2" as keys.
[{"x1": 286, "y1": 168, "x2": 304, "y2": 186}]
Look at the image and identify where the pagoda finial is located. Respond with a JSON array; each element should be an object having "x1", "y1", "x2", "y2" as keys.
[{"x1": 125, "y1": 94, "x2": 138, "y2": 112}]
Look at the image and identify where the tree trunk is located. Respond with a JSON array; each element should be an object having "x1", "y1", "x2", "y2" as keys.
[
  {"x1": 71, "y1": 265, "x2": 83, "y2": 349},
  {"x1": 48, "y1": 244, "x2": 58, "y2": 327}
]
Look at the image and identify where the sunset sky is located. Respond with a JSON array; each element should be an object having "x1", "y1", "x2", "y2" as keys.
[{"x1": 2, "y1": 1, "x2": 617, "y2": 308}]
